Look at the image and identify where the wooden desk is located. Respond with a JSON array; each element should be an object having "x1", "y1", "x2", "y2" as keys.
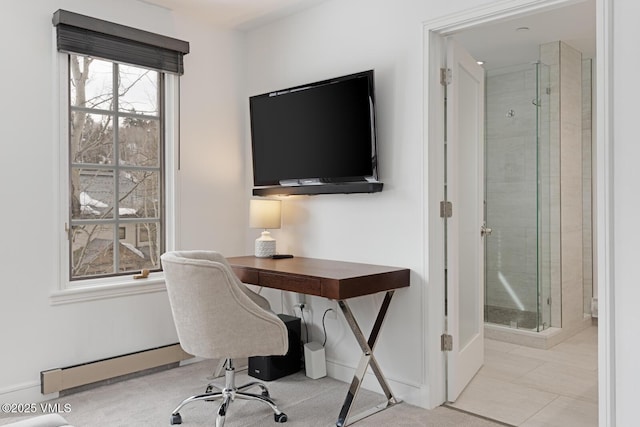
[
  {"x1": 227, "y1": 256, "x2": 410, "y2": 427},
  {"x1": 228, "y1": 256, "x2": 409, "y2": 300}
]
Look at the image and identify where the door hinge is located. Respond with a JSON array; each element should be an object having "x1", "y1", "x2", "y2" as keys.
[
  {"x1": 441, "y1": 334, "x2": 453, "y2": 351},
  {"x1": 440, "y1": 68, "x2": 452, "y2": 86},
  {"x1": 440, "y1": 201, "x2": 452, "y2": 218}
]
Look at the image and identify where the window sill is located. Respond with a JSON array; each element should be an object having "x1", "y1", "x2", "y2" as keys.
[{"x1": 50, "y1": 273, "x2": 166, "y2": 305}]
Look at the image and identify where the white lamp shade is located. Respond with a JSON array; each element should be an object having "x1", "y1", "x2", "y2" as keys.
[{"x1": 249, "y1": 199, "x2": 281, "y2": 229}]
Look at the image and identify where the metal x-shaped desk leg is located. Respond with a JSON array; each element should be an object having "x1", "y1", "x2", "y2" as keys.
[{"x1": 335, "y1": 290, "x2": 400, "y2": 427}]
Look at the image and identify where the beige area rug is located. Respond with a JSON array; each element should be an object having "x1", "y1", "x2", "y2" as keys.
[{"x1": 0, "y1": 360, "x2": 507, "y2": 426}]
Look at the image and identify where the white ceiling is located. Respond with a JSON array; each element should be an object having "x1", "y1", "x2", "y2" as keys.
[
  {"x1": 139, "y1": 0, "x2": 328, "y2": 29},
  {"x1": 140, "y1": 0, "x2": 595, "y2": 68},
  {"x1": 453, "y1": 0, "x2": 596, "y2": 70}
]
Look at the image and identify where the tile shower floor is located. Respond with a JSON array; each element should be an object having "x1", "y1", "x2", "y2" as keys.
[
  {"x1": 485, "y1": 305, "x2": 539, "y2": 330},
  {"x1": 448, "y1": 325, "x2": 598, "y2": 426}
]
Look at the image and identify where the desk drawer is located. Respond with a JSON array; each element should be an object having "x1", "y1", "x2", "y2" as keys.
[{"x1": 260, "y1": 272, "x2": 321, "y2": 296}]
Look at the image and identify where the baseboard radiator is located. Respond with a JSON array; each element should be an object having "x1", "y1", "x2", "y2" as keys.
[{"x1": 41, "y1": 344, "x2": 192, "y2": 394}]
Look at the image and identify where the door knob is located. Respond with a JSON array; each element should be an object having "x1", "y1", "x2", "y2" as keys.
[{"x1": 481, "y1": 224, "x2": 492, "y2": 237}]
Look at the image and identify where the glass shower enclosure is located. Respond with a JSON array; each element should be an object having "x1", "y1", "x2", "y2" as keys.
[{"x1": 484, "y1": 62, "x2": 553, "y2": 332}]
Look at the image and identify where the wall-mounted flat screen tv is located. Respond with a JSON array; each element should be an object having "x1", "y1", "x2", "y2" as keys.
[{"x1": 249, "y1": 70, "x2": 378, "y2": 188}]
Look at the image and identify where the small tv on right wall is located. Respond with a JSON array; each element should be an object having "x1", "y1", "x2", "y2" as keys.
[{"x1": 249, "y1": 70, "x2": 382, "y2": 196}]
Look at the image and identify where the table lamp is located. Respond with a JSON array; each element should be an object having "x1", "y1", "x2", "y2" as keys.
[{"x1": 249, "y1": 199, "x2": 281, "y2": 258}]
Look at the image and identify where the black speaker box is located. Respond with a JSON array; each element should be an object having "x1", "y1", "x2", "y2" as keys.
[{"x1": 248, "y1": 314, "x2": 302, "y2": 381}]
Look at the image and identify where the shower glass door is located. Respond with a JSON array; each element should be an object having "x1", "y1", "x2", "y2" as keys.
[{"x1": 484, "y1": 62, "x2": 551, "y2": 332}]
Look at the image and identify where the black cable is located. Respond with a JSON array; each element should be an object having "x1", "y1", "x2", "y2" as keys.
[
  {"x1": 296, "y1": 304, "x2": 309, "y2": 344},
  {"x1": 321, "y1": 308, "x2": 335, "y2": 347},
  {"x1": 301, "y1": 308, "x2": 309, "y2": 343}
]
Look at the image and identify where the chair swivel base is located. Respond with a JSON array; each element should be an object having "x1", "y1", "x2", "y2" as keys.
[
  {"x1": 169, "y1": 359, "x2": 287, "y2": 427},
  {"x1": 170, "y1": 410, "x2": 287, "y2": 425}
]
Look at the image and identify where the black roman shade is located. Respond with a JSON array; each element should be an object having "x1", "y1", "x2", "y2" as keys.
[{"x1": 52, "y1": 9, "x2": 189, "y2": 75}]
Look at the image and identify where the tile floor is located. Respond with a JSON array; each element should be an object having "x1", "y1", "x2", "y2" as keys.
[{"x1": 449, "y1": 325, "x2": 598, "y2": 426}]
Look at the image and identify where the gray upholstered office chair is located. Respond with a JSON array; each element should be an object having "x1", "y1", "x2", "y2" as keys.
[{"x1": 161, "y1": 250, "x2": 289, "y2": 426}]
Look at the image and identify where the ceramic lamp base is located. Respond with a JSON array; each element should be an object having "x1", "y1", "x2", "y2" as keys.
[{"x1": 255, "y1": 231, "x2": 276, "y2": 258}]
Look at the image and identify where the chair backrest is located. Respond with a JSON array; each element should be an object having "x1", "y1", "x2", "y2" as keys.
[{"x1": 161, "y1": 250, "x2": 288, "y2": 360}]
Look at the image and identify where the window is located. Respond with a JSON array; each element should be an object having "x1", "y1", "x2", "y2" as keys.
[
  {"x1": 52, "y1": 10, "x2": 188, "y2": 294},
  {"x1": 69, "y1": 55, "x2": 164, "y2": 280}
]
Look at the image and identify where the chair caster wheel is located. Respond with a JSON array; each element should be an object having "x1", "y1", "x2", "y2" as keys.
[
  {"x1": 274, "y1": 412, "x2": 288, "y2": 423},
  {"x1": 205, "y1": 385, "x2": 213, "y2": 393},
  {"x1": 170, "y1": 413, "x2": 182, "y2": 425},
  {"x1": 262, "y1": 390, "x2": 270, "y2": 398}
]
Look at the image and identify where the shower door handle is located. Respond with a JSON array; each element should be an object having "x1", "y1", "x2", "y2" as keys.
[{"x1": 481, "y1": 224, "x2": 492, "y2": 237}]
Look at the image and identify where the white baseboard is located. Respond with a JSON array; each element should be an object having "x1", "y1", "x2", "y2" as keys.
[{"x1": 326, "y1": 358, "x2": 427, "y2": 409}]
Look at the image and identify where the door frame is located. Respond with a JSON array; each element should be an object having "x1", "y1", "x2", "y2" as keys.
[{"x1": 423, "y1": 0, "x2": 614, "y2": 425}]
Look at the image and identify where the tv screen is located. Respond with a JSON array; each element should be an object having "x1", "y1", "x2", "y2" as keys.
[{"x1": 249, "y1": 70, "x2": 378, "y2": 187}]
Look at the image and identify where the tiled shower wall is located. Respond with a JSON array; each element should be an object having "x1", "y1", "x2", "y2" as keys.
[
  {"x1": 541, "y1": 41, "x2": 585, "y2": 332},
  {"x1": 485, "y1": 64, "x2": 540, "y2": 318}
]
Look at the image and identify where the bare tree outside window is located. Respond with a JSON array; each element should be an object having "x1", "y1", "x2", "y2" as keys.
[{"x1": 68, "y1": 55, "x2": 164, "y2": 280}]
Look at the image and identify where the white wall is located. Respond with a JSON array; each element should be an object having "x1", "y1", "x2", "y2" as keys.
[
  {"x1": 611, "y1": 0, "x2": 640, "y2": 424},
  {"x1": 176, "y1": 18, "x2": 248, "y2": 254},
  {"x1": 0, "y1": 0, "x2": 246, "y2": 403},
  {"x1": 243, "y1": 0, "x2": 451, "y2": 407}
]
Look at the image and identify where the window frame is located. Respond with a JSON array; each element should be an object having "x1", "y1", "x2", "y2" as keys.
[
  {"x1": 51, "y1": 50, "x2": 180, "y2": 305},
  {"x1": 68, "y1": 57, "x2": 165, "y2": 281}
]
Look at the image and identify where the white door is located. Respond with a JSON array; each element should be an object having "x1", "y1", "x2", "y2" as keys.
[{"x1": 445, "y1": 39, "x2": 486, "y2": 402}]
